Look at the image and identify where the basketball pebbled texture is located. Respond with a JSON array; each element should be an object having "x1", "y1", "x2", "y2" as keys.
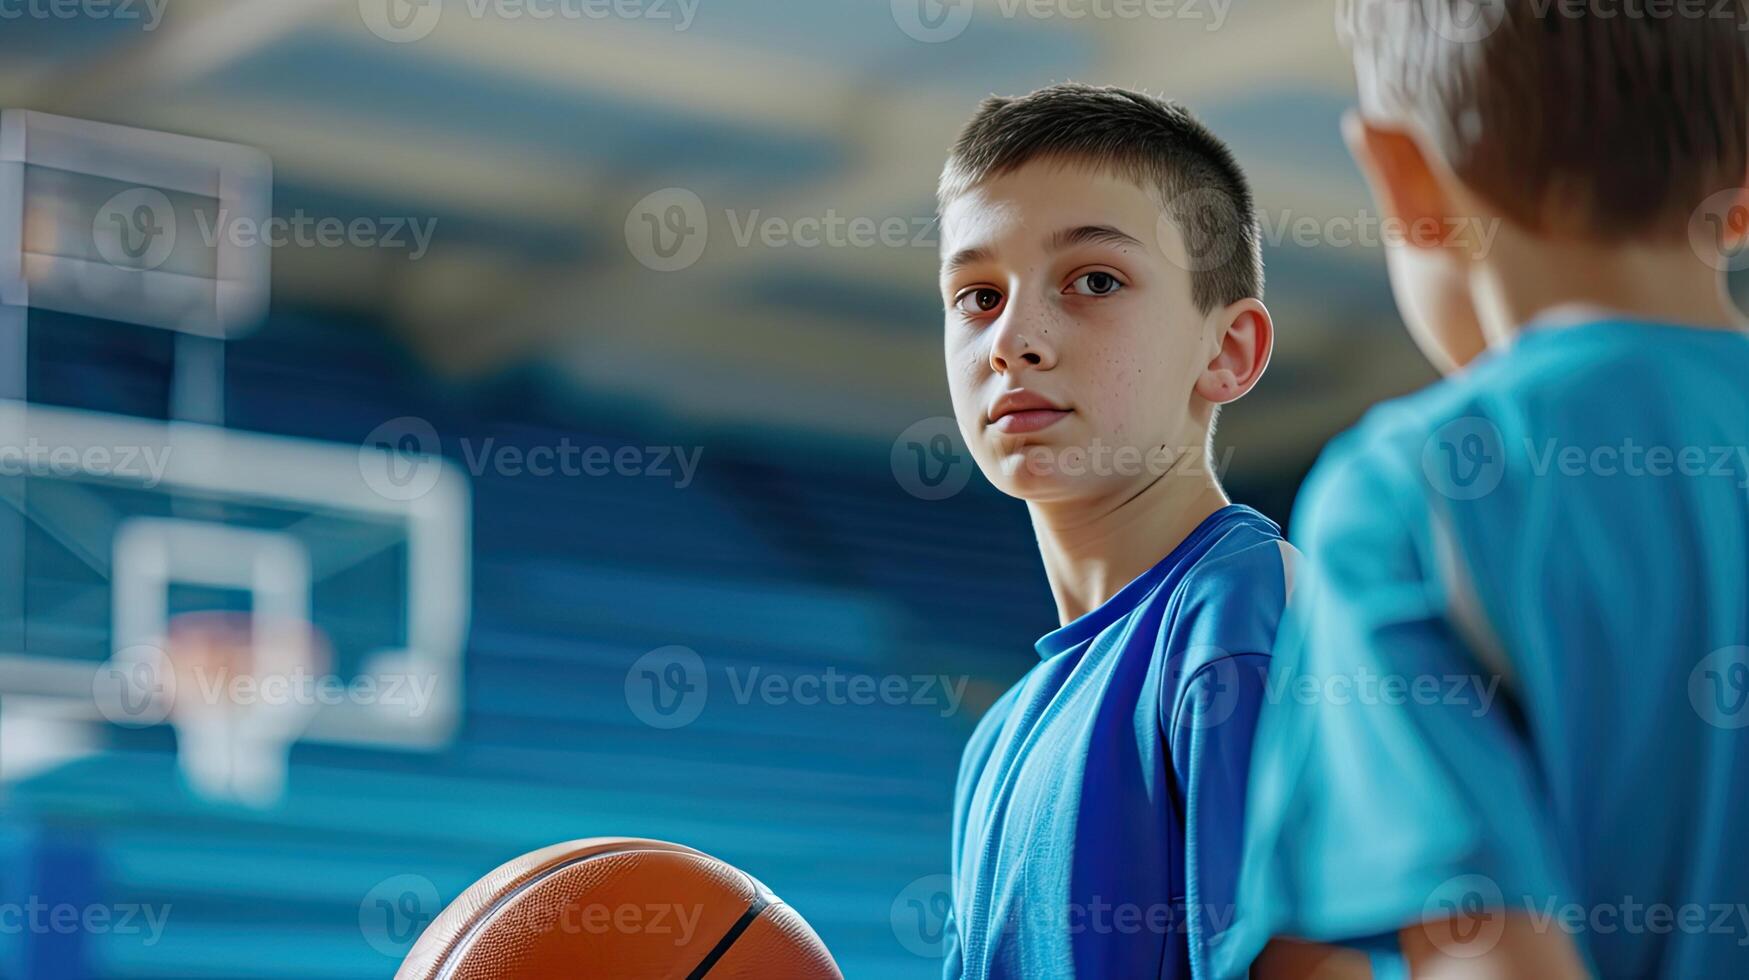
[{"x1": 396, "y1": 838, "x2": 842, "y2": 980}]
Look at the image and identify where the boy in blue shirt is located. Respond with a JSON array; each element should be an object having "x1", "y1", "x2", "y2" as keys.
[
  {"x1": 1222, "y1": 6, "x2": 1749, "y2": 979},
  {"x1": 934, "y1": 83, "x2": 1292, "y2": 979}
]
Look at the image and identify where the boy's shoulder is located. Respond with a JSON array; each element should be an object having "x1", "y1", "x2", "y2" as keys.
[
  {"x1": 1170, "y1": 507, "x2": 1293, "y2": 621},
  {"x1": 1296, "y1": 320, "x2": 1749, "y2": 571},
  {"x1": 1178, "y1": 506, "x2": 1290, "y2": 580},
  {"x1": 1321, "y1": 320, "x2": 1731, "y2": 479},
  {"x1": 1158, "y1": 507, "x2": 1294, "y2": 686}
]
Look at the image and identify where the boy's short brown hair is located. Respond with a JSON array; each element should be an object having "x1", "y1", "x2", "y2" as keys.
[
  {"x1": 938, "y1": 83, "x2": 1263, "y2": 314},
  {"x1": 1341, "y1": 0, "x2": 1749, "y2": 241}
]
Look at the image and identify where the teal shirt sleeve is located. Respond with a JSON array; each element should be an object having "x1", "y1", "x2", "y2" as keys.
[{"x1": 1213, "y1": 432, "x2": 1572, "y2": 977}]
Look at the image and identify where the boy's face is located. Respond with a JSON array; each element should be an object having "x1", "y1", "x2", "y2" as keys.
[{"x1": 938, "y1": 159, "x2": 1229, "y2": 504}]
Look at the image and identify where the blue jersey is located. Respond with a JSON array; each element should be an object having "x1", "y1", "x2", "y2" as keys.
[
  {"x1": 1218, "y1": 319, "x2": 1749, "y2": 979},
  {"x1": 944, "y1": 505, "x2": 1291, "y2": 980}
]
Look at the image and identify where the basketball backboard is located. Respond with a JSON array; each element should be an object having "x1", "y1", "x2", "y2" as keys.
[
  {"x1": 0, "y1": 109, "x2": 272, "y2": 337},
  {"x1": 0, "y1": 399, "x2": 471, "y2": 803}
]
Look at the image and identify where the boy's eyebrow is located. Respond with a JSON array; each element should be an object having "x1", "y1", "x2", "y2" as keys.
[
  {"x1": 1047, "y1": 224, "x2": 1144, "y2": 252},
  {"x1": 941, "y1": 224, "x2": 1145, "y2": 277},
  {"x1": 942, "y1": 245, "x2": 993, "y2": 277}
]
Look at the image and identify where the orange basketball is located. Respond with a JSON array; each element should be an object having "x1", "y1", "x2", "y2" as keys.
[{"x1": 396, "y1": 838, "x2": 842, "y2": 980}]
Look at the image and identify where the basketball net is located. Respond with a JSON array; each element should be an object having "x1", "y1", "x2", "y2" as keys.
[{"x1": 134, "y1": 611, "x2": 330, "y2": 807}]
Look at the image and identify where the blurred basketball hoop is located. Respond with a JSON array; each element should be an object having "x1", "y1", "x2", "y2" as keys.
[
  {"x1": 100, "y1": 611, "x2": 332, "y2": 807},
  {"x1": 1, "y1": 400, "x2": 471, "y2": 804},
  {"x1": 0, "y1": 111, "x2": 472, "y2": 805}
]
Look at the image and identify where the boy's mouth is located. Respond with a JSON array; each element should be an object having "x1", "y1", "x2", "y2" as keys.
[
  {"x1": 992, "y1": 409, "x2": 1071, "y2": 434},
  {"x1": 987, "y1": 390, "x2": 1072, "y2": 434}
]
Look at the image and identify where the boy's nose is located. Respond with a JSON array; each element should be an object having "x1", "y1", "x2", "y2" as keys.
[{"x1": 988, "y1": 304, "x2": 1057, "y2": 375}]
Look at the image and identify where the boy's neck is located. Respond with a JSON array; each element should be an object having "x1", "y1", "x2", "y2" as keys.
[
  {"x1": 1473, "y1": 233, "x2": 1745, "y2": 345},
  {"x1": 1027, "y1": 451, "x2": 1230, "y2": 626}
]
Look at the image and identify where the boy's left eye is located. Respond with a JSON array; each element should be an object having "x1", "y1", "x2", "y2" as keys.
[{"x1": 1067, "y1": 271, "x2": 1124, "y2": 297}]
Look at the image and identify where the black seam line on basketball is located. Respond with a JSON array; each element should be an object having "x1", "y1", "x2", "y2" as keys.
[
  {"x1": 433, "y1": 843, "x2": 688, "y2": 980},
  {"x1": 684, "y1": 895, "x2": 771, "y2": 980}
]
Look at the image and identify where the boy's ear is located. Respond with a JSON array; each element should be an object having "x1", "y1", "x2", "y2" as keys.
[
  {"x1": 1342, "y1": 109, "x2": 1454, "y2": 249},
  {"x1": 1194, "y1": 298, "x2": 1273, "y2": 406}
]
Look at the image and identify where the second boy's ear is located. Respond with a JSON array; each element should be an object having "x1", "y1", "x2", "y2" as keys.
[
  {"x1": 1194, "y1": 298, "x2": 1273, "y2": 406},
  {"x1": 1342, "y1": 109, "x2": 1454, "y2": 249},
  {"x1": 1341, "y1": 108, "x2": 1491, "y2": 372}
]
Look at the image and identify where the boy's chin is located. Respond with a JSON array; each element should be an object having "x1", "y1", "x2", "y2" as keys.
[{"x1": 982, "y1": 451, "x2": 1112, "y2": 504}]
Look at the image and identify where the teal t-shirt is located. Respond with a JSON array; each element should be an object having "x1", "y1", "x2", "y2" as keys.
[{"x1": 1217, "y1": 319, "x2": 1749, "y2": 979}]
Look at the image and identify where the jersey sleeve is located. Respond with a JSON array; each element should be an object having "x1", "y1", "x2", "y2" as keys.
[
  {"x1": 1162, "y1": 527, "x2": 1291, "y2": 980},
  {"x1": 1211, "y1": 435, "x2": 1572, "y2": 978},
  {"x1": 1175, "y1": 651, "x2": 1271, "y2": 980}
]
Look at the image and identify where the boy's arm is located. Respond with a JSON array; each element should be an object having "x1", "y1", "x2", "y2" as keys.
[
  {"x1": 1173, "y1": 649, "x2": 1272, "y2": 976},
  {"x1": 1251, "y1": 915, "x2": 1591, "y2": 980},
  {"x1": 1398, "y1": 914, "x2": 1588, "y2": 980},
  {"x1": 1253, "y1": 938, "x2": 1374, "y2": 979},
  {"x1": 1246, "y1": 919, "x2": 1590, "y2": 980},
  {"x1": 1181, "y1": 648, "x2": 1405, "y2": 980},
  {"x1": 1226, "y1": 433, "x2": 1584, "y2": 978}
]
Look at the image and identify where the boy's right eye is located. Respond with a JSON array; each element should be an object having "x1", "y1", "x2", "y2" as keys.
[{"x1": 953, "y1": 287, "x2": 1004, "y2": 317}]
